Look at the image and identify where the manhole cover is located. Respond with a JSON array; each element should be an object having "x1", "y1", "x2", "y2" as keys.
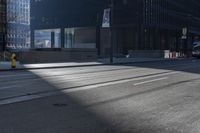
[{"x1": 53, "y1": 103, "x2": 68, "y2": 107}]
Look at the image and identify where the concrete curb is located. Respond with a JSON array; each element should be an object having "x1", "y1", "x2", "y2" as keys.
[
  {"x1": 0, "y1": 58, "x2": 193, "y2": 72},
  {"x1": 0, "y1": 64, "x2": 106, "y2": 72}
]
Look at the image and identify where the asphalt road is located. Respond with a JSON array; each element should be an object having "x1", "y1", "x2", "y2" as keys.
[{"x1": 1, "y1": 59, "x2": 200, "y2": 133}]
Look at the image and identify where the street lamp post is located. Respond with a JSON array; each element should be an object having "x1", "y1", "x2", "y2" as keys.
[
  {"x1": 110, "y1": 0, "x2": 114, "y2": 63},
  {"x1": 182, "y1": 14, "x2": 191, "y2": 57},
  {"x1": 2, "y1": 33, "x2": 6, "y2": 61}
]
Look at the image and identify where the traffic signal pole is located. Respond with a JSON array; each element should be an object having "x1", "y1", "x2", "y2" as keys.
[{"x1": 110, "y1": 0, "x2": 114, "y2": 63}]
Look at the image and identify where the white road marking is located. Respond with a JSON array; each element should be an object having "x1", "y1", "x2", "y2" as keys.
[
  {"x1": 0, "y1": 73, "x2": 32, "y2": 78},
  {"x1": 0, "y1": 72, "x2": 179, "y2": 106},
  {"x1": 0, "y1": 71, "x2": 178, "y2": 91},
  {"x1": 0, "y1": 84, "x2": 28, "y2": 90},
  {"x1": 134, "y1": 77, "x2": 169, "y2": 86},
  {"x1": 60, "y1": 72, "x2": 177, "y2": 93},
  {"x1": 0, "y1": 72, "x2": 177, "y2": 106},
  {"x1": 0, "y1": 63, "x2": 199, "y2": 105},
  {"x1": 0, "y1": 95, "x2": 42, "y2": 105}
]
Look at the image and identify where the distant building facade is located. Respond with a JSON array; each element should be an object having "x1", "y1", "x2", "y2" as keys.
[
  {"x1": 0, "y1": 0, "x2": 6, "y2": 52},
  {"x1": 30, "y1": 0, "x2": 200, "y2": 61},
  {"x1": 6, "y1": 0, "x2": 30, "y2": 51},
  {"x1": 105, "y1": 0, "x2": 200, "y2": 57}
]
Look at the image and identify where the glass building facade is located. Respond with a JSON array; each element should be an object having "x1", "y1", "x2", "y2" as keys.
[{"x1": 6, "y1": 0, "x2": 30, "y2": 51}]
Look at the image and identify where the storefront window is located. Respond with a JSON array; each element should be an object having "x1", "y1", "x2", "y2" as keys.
[
  {"x1": 64, "y1": 28, "x2": 96, "y2": 49},
  {"x1": 34, "y1": 29, "x2": 61, "y2": 48}
]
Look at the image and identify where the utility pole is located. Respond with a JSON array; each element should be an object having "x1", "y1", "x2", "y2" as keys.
[
  {"x1": 182, "y1": 14, "x2": 191, "y2": 57},
  {"x1": 2, "y1": 0, "x2": 7, "y2": 61},
  {"x1": 2, "y1": 34, "x2": 6, "y2": 61},
  {"x1": 110, "y1": 0, "x2": 114, "y2": 63}
]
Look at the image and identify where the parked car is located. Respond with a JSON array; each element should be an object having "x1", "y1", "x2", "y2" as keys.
[{"x1": 192, "y1": 44, "x2": 200, "y2": 58}]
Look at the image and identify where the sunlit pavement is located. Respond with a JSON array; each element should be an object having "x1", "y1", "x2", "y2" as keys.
[
  {"x1": 0, "y1": 61, "x2": 103, "y2": 70},
  {"x1": 1, "y1": 59, "x2": 200, "y2": 133},
  {"x1": 0, "y1": 58, "x2": 177, "y2": 71}
]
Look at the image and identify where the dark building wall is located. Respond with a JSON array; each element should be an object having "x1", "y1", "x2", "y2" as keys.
[
  {"x1": 140, "y1": 0, "x2": 200, "y2": 53},
  {"x1": 142, "y1": 0, "x2": 200, "y2": 29},
  {"x1": 0, "y1": 0, "x2": 6, "y2": 52},
  {"x1": 114, "y1": 0, "x2": 200, "y2": 53},
  {"x1": 30, "y1": 0, "x2": 200, "y2": 59},
  {"x1": 19, "y1": 49, "x2": 98, "y2": 63},
  {"x1": 113, "y1": 0, "x2": 142, "y2": 26},
  {"x1": 31, "y1": 0, "x2": 108, "y2": 30}
]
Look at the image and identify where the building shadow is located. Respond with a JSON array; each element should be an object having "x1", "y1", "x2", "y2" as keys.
[{"x1": 0, "y1": 59, "x2": 199, "y2": 133}]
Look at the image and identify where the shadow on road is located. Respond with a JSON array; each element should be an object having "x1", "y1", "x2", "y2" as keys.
[
  {"x1": 0, "y1": 59, "x2": 199, "y2": 133},
  {"x1": 0, "y1": 71, "x2": 118, "y2": 133}
]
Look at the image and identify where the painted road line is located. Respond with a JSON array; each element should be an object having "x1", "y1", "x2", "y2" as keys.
[
  {"x1": 0, "y1": 95, "x2": 42, "y2": 105},
  {"x1": 0, "y1": 73, "x2": 33, "y2": 78},
  {"x1": 0, "y1": 71, "x2": 178, "y2": 91},
  {"x1": 0, "y1": 84, "x2": 28, "y2": 90},
  {"x1": 0, "y1": 72, "x2": 178, "y2": 105},
  {"x1": 61, "y1": 73, "x2": 176, "y2": 93},
  {"x1": 1, "y1": 71, "x2": 177, "y2": 91},
  {"x1": 134, "y1": 77, "x2": 169, "y2": 86}
]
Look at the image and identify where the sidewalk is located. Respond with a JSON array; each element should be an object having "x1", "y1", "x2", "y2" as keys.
[
  {"x1": 0, "y1": 58, "x2": 185, "y2": 71},
  {"x1": 0, "y1": 62, "x2": 24, "y2": 70},
  {"x1": 0, "y1": 61, "x2": 104, "y2": 71}
]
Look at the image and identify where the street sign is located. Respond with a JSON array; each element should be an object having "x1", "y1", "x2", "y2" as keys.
[
  {"x1": 102, "y1": 8, "x2": 110, "y2": 28},
  {"x1": 182, "y1": 35, "x2": 187, "y2": 39},
  {"x1": 182, "y1": 27, "x2": 188, "y2": 39},
  {"x1": 182, "y1": 27, "x2": 187, "y2": 36}
]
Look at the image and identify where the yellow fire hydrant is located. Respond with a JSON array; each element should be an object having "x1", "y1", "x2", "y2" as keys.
[{"x1": 11, "y1": 53, "x2": 17, "y2": 69}]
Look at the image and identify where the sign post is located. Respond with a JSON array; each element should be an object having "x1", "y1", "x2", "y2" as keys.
[
  {"x1": 102, "y1": 0, "x2": 114, "y2": 63},
  {"x1": 182, "y1": 27, "x2": 187, "y2": 39},
  {"x1": 182, "y1": 27, "x2": 188, "y2": 57}
]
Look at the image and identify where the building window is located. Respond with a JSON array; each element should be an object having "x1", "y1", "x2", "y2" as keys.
[
  {"x1": 64, "y1": 27, "x2": 96, "y2": 49},
  {"x1": 34, "y1": 29, "x2": 61, "y2": 48}
]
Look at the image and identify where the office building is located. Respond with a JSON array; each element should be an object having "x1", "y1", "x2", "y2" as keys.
[
  {"x1": 105, "y1": 0, "x2": 200, "y2": 57},
  {"x1": 6, "y1": 0, "x2": 30, "y2": 51},
  {"x1": 29, "y1": 0, "x2": 200, "y2": 63}
]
